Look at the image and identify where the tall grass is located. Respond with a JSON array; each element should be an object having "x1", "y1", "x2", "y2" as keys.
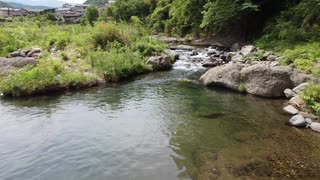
[{"x1": 87, "y1": 48, "x2": 151, "y2": 82}]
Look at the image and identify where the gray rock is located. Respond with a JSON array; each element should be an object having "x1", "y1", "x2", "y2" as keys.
[
  {"x1": 170, "y1": 45, "x2": 195, "y2": 51},
  {"x1": 305, "y1": 118, "x2": 313, "y2": 128},
  {"x1": 8, "y1": 50, "x2": 21, "y2": 58},
  {"x1": 165, "y1": 49, "x2": 179, "y2": 61},
  {"x1": 146, "y1": 55, "x2": 172, "y2": 71},
  {"x1": 202, "y1": 59, "x2": 223, "y2": 67},
  {"x1": 0, "y1": 57, "x2": 38, "y2": 75},
  {"x1": 266, "y1": 55, "x2": 277, "y2": 61},
  {"x1": 200, "y1": 63, "x2": 242, "y2": 90},
  {"x1": 289, "y1": 96, "x2": 306, "y2": 109},
  {"x1": 291, "y1": 69, "x2": 319, "y2": 87},
  {"x1": 231, "y1": 54, "x2": 244, "y2": 62},
  {"x1": 288, "y1": 115, "x2": 307, "y2": 127},
  {"x1": 293, "y1": 83, "x2": 309, "y2": 93},
  {"x1": 283, "y1": 105, "x2": 299, "y2": 115},
  {"x1": 310, "y1": 122, "x2": 320, "y2": 133},
  {"x1": 299, "y1": 112, "x2": 319, "y2": 120},
  {"x1": 240, "y1": 45, "x2": 256, "y2": 56},
  {"x1": 240, "y1": 65, "x2": 293, "y2": 97},
  {"x1": 226, "y1": 52, "x2": 236, "y2": 61},
  {"x1": 20, "y1": 49, "x2": 30, "y2": 57},
  {"x1": 270, "y1": 61, "x2": 279, "y2": 67},
  {"x1": 284, "y1": 88, "x2": 295, "y2": 98},
  {"x1": 231, "y1": 42, "x2": 240, "y2": 52}
]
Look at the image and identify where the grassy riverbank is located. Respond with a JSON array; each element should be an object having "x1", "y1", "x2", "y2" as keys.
[{"x1": 0, "y1": 19, "x2": 167, "y2": 96}]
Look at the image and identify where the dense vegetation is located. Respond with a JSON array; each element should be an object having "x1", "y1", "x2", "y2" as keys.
[
  {"x1": 0, "y1": 17, "x2": 167, "y2": 96},
  {"x1": 85, "y1": 0, "x2": 109, "y2": 6}
]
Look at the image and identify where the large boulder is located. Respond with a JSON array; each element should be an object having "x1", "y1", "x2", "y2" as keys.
[
  {"x1": 200, "y1": 63, "x2": 242, "y2": 91},
  {"x1": 146, "y1": 55, "x2": 172, "y2": 71},
  {"x1": 240, "y1": 65, "x2": 293, "y2": 97}
]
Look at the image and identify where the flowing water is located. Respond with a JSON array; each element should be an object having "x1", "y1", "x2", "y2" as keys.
[{"x1": 1, "y1": 48, "x2": 320, "y2": 180}]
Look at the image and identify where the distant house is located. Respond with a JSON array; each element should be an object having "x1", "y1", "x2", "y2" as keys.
[
  {"x1": 55, "y1": 7, "x2": 73, "y2": 18},
  {"x1": 63, "y1": 3, "x2": 73, "y2": 8},
  {"x1": 75, "y1": 4, "x2": 89, "y2": 16},
  {"x1": 0, "y1": 8, "x2": 29, "y2": 17},
  {"x1": 63, "y1": 13, "x2": 82, "y2": 23}
]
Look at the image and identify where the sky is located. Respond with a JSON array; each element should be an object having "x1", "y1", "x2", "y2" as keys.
[{"x1": 64, "y1": 0, "x2": 85, "y2": 3}]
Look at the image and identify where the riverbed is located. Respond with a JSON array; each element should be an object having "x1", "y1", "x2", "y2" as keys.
[{"x1": 1, "y1": 49, "x2": 320, "y2": 180}]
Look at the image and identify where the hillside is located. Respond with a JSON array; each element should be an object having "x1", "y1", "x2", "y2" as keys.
[
  {"x1": 0, "y1": 1, "x2": 11, "y2": 7},
  {"x1": 84, "y1": 0, "x2": 108, "y2": 6},
  {"x1": 6, "y1": 2, "x2": 51, "y2": 10}
]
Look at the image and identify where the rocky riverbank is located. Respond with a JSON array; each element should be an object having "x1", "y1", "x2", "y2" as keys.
[{"x1": 191, "y1": 43, "x2": 320, "y2": 133}]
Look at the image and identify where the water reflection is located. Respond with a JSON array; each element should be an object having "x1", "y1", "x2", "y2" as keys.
[{"x1": 0, "y1": 69, "x2": 320, "y2": 180}]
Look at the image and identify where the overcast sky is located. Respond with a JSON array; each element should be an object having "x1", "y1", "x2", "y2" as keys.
[{"x1": 64, "y1": 0, "x2": 86, "y2": 3}]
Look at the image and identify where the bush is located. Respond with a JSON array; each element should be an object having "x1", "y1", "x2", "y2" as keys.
[
  {"x1": 302, "y1": 83, "x2": 320, "y2": 114},
  {"x1": 132, "y1": 36, "x2": 167, "y2": 56},
  {"x1": 87, "y1": 48, "x2": 151, "y2": 82},
  {"x1": 92, "y1": 22, "x2": 125, "y2": 49}
]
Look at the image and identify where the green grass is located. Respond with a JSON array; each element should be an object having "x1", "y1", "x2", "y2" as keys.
[
  {"x1": 0, "y1": 59, "x2": 99, "y2": 96},
  {"x1": 302, "y1": 83, "x2": 320, "y2": 115},
  {"x1": 87, "y1": 48, "x2": 152, "y2": 82},
  {"x1": 0, "y1": 19, "x2": 167, "y2": 97}
]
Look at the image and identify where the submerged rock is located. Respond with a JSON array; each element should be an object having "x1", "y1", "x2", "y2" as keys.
[
  {"x1": 283, "y1": 105, "x2": 299, "y2": 115},
  {"x1": 147, "y1": 55, "x2": 172, "y2": 71},
  {"x1": 288, "y1": 115, "x2": 307, "y2": 127}
]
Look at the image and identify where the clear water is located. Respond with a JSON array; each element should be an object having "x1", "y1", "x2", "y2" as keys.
[{"x1": 1, "y1": 66, "x2": 320, "y2": 180}]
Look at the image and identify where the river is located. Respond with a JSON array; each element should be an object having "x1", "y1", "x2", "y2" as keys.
[{"x1": 1, "y1": 48, "x2": 320, "y2": 180}]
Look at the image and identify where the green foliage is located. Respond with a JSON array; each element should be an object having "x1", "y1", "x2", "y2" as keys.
[
  {"x1": 0, "y1": 59, "x2": 98, "y2": 96},
  {"x1": 104, "y1": 0, "x2": 156, "y2": 21},
  {"x1": 244, "y1": 50, "x2": 264, "y2": 61},
  {"x1": 279, "y1": 43, "x2": 320, "y2": 77},
  {"x1": 201, "y1": 0, "x2": 259, "y2": 34},
  {"x1": 302, "y1": 83, "x2": 320, "y2": 114},
  {"x1": 46, "y1": 13, "x2": 57, "y2": 21},
  {"x1": 239, "y1": 83, "x2": 247, "y2": 93},
  {"x1": 84, "y1": 0, "x2": 108, "y2": 6},
  {"x1": 85, "y1": 5, "x2": 99, "y2": 27},
  {"x1": 87, "y1": 48, "x2": 151, "y2": 82},
  {"x1": 132, "y1": 36, "x2": 167, "y2": 56},
  {"x1": 256, "y1": 0, "x2": 320, "y2": 50},
  {"x1": 92, "y1": 22, "x2": 126, "y2": 49}
]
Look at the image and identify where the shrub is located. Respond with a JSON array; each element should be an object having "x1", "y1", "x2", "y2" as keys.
[
  {"x1": 92, "y1": 22, "x2": 124, "y2": 49},
  {"x1": 239, "y1": 83, "x2": 247, "y2": 93},
  {"x1": 87, "y1": 48, "x2": 151, "y2": 82},
  {"x1": 302, "y1": 83, "x2": 320, "y2": 114},
  {"x1": 132, "y1": 36, "x2": 167, "y2": 56}
]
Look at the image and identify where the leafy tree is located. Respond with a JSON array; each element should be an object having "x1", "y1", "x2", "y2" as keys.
[
  {"x1": 85, "y1": 5, "x2": 99, "y2": 27},
  {"x1": 46, "y1": 13, "x2": 57, "y2": 21}
]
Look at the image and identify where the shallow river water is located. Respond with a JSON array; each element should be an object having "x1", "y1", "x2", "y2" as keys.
[{"x1": 1, "y1": 52, "x2": 320, "y2": 180}]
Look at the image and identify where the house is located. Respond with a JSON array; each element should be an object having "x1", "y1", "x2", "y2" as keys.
[
  {"x1": 0, "y1": 8, "x2": 29, "y2": 17},
  {"x1": 63, "y1": 13, "x2": 82, "y2": 23},
  {"x1": 75, "y1": 4, "x2": 89, "y2": 16},
  {"x1": 55, "y1": 7, "x2": 73, "y2": 18},
  {"x1": 63, "y1": 3, "x2": 73, "y2": 8}
]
